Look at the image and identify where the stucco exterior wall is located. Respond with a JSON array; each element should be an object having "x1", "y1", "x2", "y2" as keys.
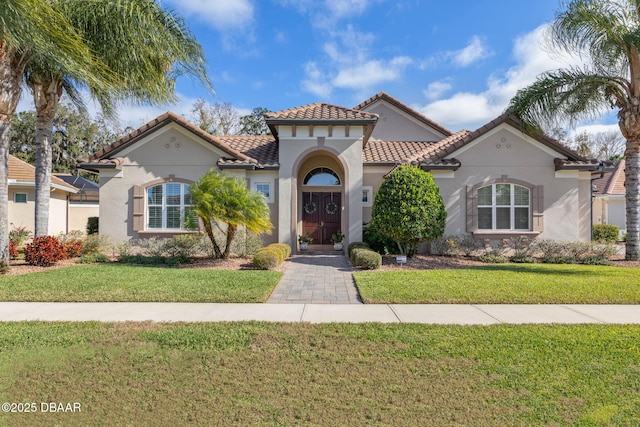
[
  {"x1": 361, "y1": 102, "x2": 446, "y2": 142},
  {"x1": 594, "y1": 196, "x2": 626, "y2": 233},
  {"x1": 434, "y1": 127, "x2": 592, "y2": 241},
  {"x1": 8, "y1": 187, "x2": 70, "y2": 235},
  {"x1": 277, "y1": 125, "x2": 365, "y2": 249},
  {"x1": 68, "y1": 204, "x2": 99, "y2": 234},
  {"x1": 247, "y1": 170, "x2": 279, "y2": 245},
  {"x1": 98, "y1": 124, "x2": 225, "y2": 242}
]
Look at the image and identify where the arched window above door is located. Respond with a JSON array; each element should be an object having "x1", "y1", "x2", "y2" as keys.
[{"x1": 303, "y1": 167, "x2": 341, "y2": 186}]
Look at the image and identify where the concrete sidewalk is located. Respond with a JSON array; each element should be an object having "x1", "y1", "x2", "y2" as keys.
[{"x1": 1, "y1": 302, "x2": 639, "y2": 324}]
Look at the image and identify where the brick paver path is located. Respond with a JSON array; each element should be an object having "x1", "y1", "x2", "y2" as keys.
[{"x1": 267, "y1": 255, "x2": 361, "y2": 304}]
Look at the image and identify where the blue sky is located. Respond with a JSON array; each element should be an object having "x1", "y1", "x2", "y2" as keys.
[{"x1": 18, "y1": 0, "x2": 620, "y2": 134}]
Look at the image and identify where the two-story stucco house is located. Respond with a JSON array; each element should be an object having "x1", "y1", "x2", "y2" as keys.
[{"x1": 80, "y1": 92, "x2": 606, "y2": 251}]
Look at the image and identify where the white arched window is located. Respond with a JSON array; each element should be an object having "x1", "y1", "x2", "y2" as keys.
[
  {"x1": 146, "y1": 183, "x2": 194, "y2": 230},
  {"x1": 477, "y1": 183, "x2": 530, "y2": 230}
]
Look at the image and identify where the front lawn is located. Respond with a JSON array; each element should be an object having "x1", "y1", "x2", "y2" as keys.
[
  {"x1": 0, "y1": 322, "x2": 638, "y2": 426},
  {"x1": 354, "y1": 264, "x2": 640, "y2": 304},
  {"x1": 0, "y1": 264, "x2": 282, "y2": 302}
]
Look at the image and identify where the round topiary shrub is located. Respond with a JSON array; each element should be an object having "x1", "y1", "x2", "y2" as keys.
[
  {"x1": 270, "y1": 243, "x2": 291, "y2": 259},
  {"x1": 23, "y1": 236, "x2": 67, "y2": 266},
  {"x1": 253, "y1": 249, "x2": 280, "y2": 270},
  {"x1": 353, "y1": 248, "x2": 382, "y2": 269},
  {"x1": 348, "y1": 242, "x2": 369, "y2": 260},
  {"x1": 265, "y1": 244, "x2": 286, "y2": 263}
]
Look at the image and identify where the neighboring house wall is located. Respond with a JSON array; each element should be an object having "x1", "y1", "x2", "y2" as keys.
[
  {"x1": 8, "y1": 188, "x2": 36, "y2": 232},
  {"x1": 68, "y1": 204, "x2": 99, "y2": 233}
]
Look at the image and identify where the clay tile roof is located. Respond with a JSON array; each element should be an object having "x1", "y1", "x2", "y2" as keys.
[
  {"x1": 363, "y1": 140, "x2": 437, "y2": 164},
  {"x1": 8, "y1": 155, "x2": 76, "y2": 192},
  {"x1": 265, "y1": 102, "x2": 378, "y2": 122},
  {"x1": 215, "y1": 135, "x2": 278, "y2": 167},
  {"x1": 354, "y1": 92, "x2": 453, "y2": 136},
  {"x1": 593, "y1": 160, "x2": 625, "y2": 195}
]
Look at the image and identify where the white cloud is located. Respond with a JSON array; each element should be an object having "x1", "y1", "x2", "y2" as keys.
[
  {"x1": 333, "y1": 57, "x2": 412, "y2": 90},
  {"x1": 325, "y1": 0, "x2": 372, "y2": 19},
  {"x1": 302, "y1": 62, "x2": 334, "y2": 98},
  {"x1": 451, "y1": 36, "x2": 493, "y2": 67},
  {"x1": 419, "y1": 24, "x2": 583, "y2": 130},
  {"x1": 423, "y1": 80, "x2": 452, "y2": 100},
  {"x1": 166, "y1": 0, "x2": 254, "y2": 31}
]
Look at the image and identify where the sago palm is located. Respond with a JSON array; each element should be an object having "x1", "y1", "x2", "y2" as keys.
[
  {"x1": 507, "y1": 0, "x2": 640, "y2": 260},
  {"x1": 0, "y1": 0, "x2": 103, "y2": 263},
  {"x1": 26, "y1": 0, "x2": 212, "y2": 236}
]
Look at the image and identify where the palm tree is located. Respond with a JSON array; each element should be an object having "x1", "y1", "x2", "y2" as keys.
[
  {"x1": 26, "y1": 0, "x2": 212, "y2": 236},
  {"x1": 507, "y1": 0, "x2": 640, "y2": 260},
  {"x1": 0, "y1": 0, "x2": 103, "y2": 263},
  {"x1": 189, "y1": 170, "x2": 273, "y2": 259}
]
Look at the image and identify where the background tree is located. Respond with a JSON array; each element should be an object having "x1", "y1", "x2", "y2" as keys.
[
  {"x1": 190, "y1": 100, "x2": 241, "y2": 135},
  {"x1": 239, "y1": 107, "x2": 271, "y2": 135},
  {"x1": 10, "y1": 102, "x2": 119, "y2": 178},
  {"x1": 371, "y1": 166, "x2": 446, "y2": 257},
  {"x1": 507, "y1": 0, "x2": 640, "y2": 260},
  {"x1": 188, "y1": 170, "x2": 272, "y2": 259},
  {"x1": 0, "y1": 0, "x2": 103, "y2": 264},
  {"x1": 24, "y1": 0, "x2": 212, "y2": 237}
]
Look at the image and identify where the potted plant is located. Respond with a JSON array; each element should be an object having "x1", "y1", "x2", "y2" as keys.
[
  {"x1": 298, "y1": 232, "x2": 313, "y2": 250},
  {"x1": 331, "y1": 230, "x2": 345, "y2": 251}
]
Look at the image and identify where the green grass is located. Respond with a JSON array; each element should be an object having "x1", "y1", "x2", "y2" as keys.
[
  {"x1": 354, "y1": 264, "x2": 640, "y2": 304},
  {"x1": 0, "y1": 322, "x2": 638, "y2": 426},
  {"x1": 0, "y1": 264, "x2": 282, "y2": 302}
]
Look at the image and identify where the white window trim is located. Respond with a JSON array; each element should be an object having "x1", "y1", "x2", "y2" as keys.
[
  {"x1": 362, "y1": 186, "x2": 373, "y2": 207},
  {"x1": 477, "y1": 183, "x2": 530, "y2": 231},
  {"x1": 146, "y1": 183, "x2": 193, "y2": 230},
  {"x1": 13, "y1": 193, "x2": 27, "y2": 204},
  {"x1": 253, "y1": 181, "x2": 274, "y2": 203}
]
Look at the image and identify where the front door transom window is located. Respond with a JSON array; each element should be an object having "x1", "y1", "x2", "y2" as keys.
[{"x1": 303, "y1": 167, "x2": 341, "y2": 186}]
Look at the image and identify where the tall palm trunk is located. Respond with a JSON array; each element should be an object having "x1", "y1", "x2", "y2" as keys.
[
  {"x1": 0, "y1": 43, "x2": 29, "y2": 263},
  {"x1": 619, "y1": 102, "x2": 640, "y2": 260},
  {"x1": 31, "y1": 77, "x2": 62, "y2": 237}
]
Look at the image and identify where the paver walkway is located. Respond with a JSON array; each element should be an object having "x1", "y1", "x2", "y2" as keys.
[{"x1": 267, "y1": 254, "x2": 361, "y2": 304}]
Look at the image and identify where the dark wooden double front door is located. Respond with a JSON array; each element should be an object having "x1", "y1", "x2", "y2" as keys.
[{"x1": 302, "y1": 192, "x2": 341, "y2": 245}]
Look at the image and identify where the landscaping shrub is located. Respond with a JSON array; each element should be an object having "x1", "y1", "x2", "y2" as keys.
[
  {"x1": 161, "y1": 235, "x2": 202, "y2": 259},
  {"x1": 23, "y1": 236, "x2": 67, "y2": 267},
  {"x1": 363, "y1": 223, "x2": 396, "y2": 255},
  {"x1": 253, "y1": 249, "x2": 280, "y2": 270},
  {"x1": 77, "y1": 252, "x2": 111, "y2": 264},
  {"x1": 9, "y1": 240, "x2": 19, "y2": 260},
  {"x1": 270, "y1": 243, "x2": 291, "y2": 259},
  {"x1": 541, "y1": 254, "x2": 575, "y2": 264},
  {"x1": 590, "y1": 243, "x2": 618, "y2": 259},
  {"x1": 478, "y1": 252, "x2": 508, "y2": 263},
  {"x1": 81, "y1": 234, "x2": 112, "y2": 255},
  {"x1": 267, "y1": 245, "x2": 285, "y2": 263},
  {"x1": 348, "y1": 242, "x2": 369, "y2": 259},
  {"x1": 119, "y1": 254, "x2": 190, "y2": 266},
  {"x1": 63, "y1": 239, "x2": 84, "y2": 258},
  {"x1": 565, "y1": 241, "x2": 593, "y2": 260},
  {"x1": 371, "y1": 165, "x2": 446, "y2": 257},
  {"x1": 0, "y1": 260, "x2": 8, "y2": 275},
  {"x1": 532, "y1": 239, "x2": 565, "y2": 260},
  {"x1": 9, "y1": 226, "x2": 31, "y2": 246},
  {"x1": 509, "y1": 254, "x2": 537, "y2": 263},
  {"x1": 592, "y1": 224, "x2": 619, "y2": 243},
  {"x1": 352, "y1": 248, "x2": 382, "y2": 269},
  {"x1": 582, "y1": 255, "x2": 613, "y2": 266},
  {"x1": 86, "y1": 216, "x2": 99, "y2": 235}
]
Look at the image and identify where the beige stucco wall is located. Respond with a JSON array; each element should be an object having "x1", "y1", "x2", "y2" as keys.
[
  {"x1": 8, "y1": 187, "x2": 71, "y2": 235},
  {"x1": 593, "y1": 195, "x2": 626, "y2": 233},
  {"x1": 360, "y1": 102, "x2": 447, "y2": 141},
  {"x1": 434, "y1": 126, "x2": 593, "y2": 241},
  {"x1": 246, "y1": 170, "x2": 279, "y2": 245},
  {"x1": 68, "y1": 204, "x2": 99, "y2": 234},
  {"x1": 99, "y1": 124, "x2": 229, "y2": 242},
  {"x1": 277, "y1": 125, "x2": 365, "y2": 249}
]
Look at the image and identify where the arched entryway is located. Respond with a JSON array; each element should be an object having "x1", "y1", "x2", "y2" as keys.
[{"x1": 298, "y1": 154, "x2": 344, "y2": 247}]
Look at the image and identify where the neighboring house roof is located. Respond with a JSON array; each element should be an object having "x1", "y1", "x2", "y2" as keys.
[
  {"x1": 9, "y1": 155, "x2": 77, "y2": 193},
  {"x1": 354, "y1": 92, "x2": 453, "y2": 137},
  {"x1": 593, "y1": 160, "x2": 625, "y2": 195},
  {"x1": 55, "y1": 173, "x2": 100, "y2": 203}
]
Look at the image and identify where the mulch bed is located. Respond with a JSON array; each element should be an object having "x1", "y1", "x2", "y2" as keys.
[{"x1": 4, "y1": 252, "x2": 639, "y2": 276}]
